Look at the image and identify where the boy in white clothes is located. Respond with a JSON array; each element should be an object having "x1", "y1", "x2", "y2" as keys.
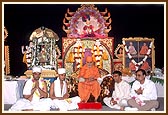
[
  {"x1": 49, "y1": 68, "x2": 81, "y2": 111},
  {"x1": 9, "y1": 66, "x2": 52, "y2": 111},
  {"x1": 103, "y1": 71, "x2": 131, "y2": 110}
]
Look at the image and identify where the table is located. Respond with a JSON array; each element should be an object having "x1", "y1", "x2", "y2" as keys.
[
  {"x1": 155, "y1": 82, "x2": 164, "y2": 97},
  {"x1": 151, "y1": 76, "x2": 164, "y2": 97},
  {"x1": 4, "y1": 80, "x2": 26, "y2": 104},
  {"x1": 24, "y1": 70, "x2": 58, "y2": 78}
]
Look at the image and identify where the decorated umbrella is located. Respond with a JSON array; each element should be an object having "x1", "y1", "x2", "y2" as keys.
[
  {"x1": 22, "y1": 26, "x2": 61, "y2": 70},
  {"x1": 29, "y1": 26, "x2": 59, "y2": 41}
]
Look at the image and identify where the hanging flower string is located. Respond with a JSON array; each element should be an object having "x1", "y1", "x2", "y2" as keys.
[
  {"x1": 122, "y1": 41, "x2": 153, "y2": 70},
  {"x1": 73, "y1": 39, "x2": 83, "y2": 69}
]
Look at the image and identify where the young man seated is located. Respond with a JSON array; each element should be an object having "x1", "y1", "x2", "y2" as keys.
[
  {"x1": 9, "y1": 66, "x2": 52, "y2": 111},
  {"x1": 49, "y1": 68, "x2": 81, "y2": 111},
  {"x1": 103, "y1": 71, "x2": 131, "y2": 110}
]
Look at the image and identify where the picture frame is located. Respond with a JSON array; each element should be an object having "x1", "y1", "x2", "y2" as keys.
[
  {"x1": 122, "y1": 37, "x2": 155, "y2": 73},
  {"x1": 114, "y1": 44, "x2": 124, "y2": 60}
]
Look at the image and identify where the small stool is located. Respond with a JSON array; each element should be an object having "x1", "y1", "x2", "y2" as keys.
[{"x1": 78, "y1": 102, "x2": 102, "y2": 109}]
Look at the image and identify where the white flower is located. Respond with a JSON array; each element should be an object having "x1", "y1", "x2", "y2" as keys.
[
  {"x1": 74, "y1": 48, "x2": 78, "y2": 52},
  {"x1": 94, "y1": 51, "x2": 98, "y2": 55},
  {"x1": 143, "y1": 56, "x2": 148, "y2": 61},
  {"x1": 99, "y1": 46, "x2": 103, "y2": 50},
  {"x1": 132, "y1": 60, "x2": 136, "y2": 65},
  {"x1": 79, "y1": 48, "x2": 82, "y2": 52},
  {"x1": 94, "y1": 46, "x2": 97, "y2": 49},
  {"x1": 128, "y1": 53, "x2": 132, "y2": 59},
  {"x1": 125, "y1": 46, "x2": 129, "y2": 52},
  {"x1": 147, "y1": 49, "x2": 151, "y2": 55},
  {"x1": 138, "y1": 61, "x2": 143, "y2": 65},
  {"x1": 99, "y1": 51, "x2": 103, "y2": 55},
  {"x1": 74, "y1": 53, "x2": 78, "y2": 57},
  {"x1": 135, "y1": 66, "x2": 139, "y2": 70},
  {"x1": 79, "y1": 53, "x2": 82, "y2": 57}
]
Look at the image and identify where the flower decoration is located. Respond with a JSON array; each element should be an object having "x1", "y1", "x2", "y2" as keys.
[
  {"x1": 68, "y1": 7, "x2": 106, "y2": 37},
  {"x1": 123, "y1": 41, "x2": 153, "y2": 70}
]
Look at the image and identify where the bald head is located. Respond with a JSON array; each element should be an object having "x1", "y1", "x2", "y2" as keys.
[{"x1": 86, "y1": 56, "x2": 93, "y2": 63}]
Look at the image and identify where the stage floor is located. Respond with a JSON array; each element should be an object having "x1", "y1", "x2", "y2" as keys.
[{"x1": 4, "y1": 97, "x2": 164, "y2": 112}]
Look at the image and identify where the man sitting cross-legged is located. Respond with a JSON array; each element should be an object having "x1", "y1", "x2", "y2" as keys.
[
  {"x1": 49, "y1": 68, "x2": 81, "y2": 111},
  {"x1": 125, "y1": 69, "x2": 159, "y2": 111},
  {"x1": 9, "y1": 66, "x2": 52, "y2": 111},
  {"x1": 103, "y1": 71, "x2": 131, "y2": 110}
]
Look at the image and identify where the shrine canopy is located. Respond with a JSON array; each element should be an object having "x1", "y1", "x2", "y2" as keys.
[
  {"x1": 63, "y1": 4, "x2": 112, "y2": 38},
  {"x1": 30, "y1": 26, "x2": 59, "y2": 41},
  {"x1": 27, "y1": 26, "x2": 61, "y2": 70}
]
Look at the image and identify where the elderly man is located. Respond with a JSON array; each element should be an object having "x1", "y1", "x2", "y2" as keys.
[
  {"x1": 9, "y1": 66, "x2": 52, "y2": 111},
  {"x1": 78, "y1": 56, "x2": 101, "y2": 103},
  {"x1": 125, "y1": 69, "x2": 159, "y2": 111},
  {"x1": 103, "y1": 71, "x2": 131, "y2": 110},
  {"x1": 49, "y1": 68, "x2": 81, "y2": 111}
]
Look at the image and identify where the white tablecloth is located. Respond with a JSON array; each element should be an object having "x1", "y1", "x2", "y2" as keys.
[
  {"x1": 4, "y1": 80, "x2": 26, "y2": 104},
  {"x1": 155, "y1": 82, "x2": 164, "y2": 97}
]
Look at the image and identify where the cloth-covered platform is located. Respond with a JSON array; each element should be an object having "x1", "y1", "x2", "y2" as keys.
[{"x1": 78, "y1": 102, "x2": 102, "y2": 109}]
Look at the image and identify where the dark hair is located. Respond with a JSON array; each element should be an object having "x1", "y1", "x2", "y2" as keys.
[
  {"x1": 82, "y1": 14, "x2": 90, "y2": 22},
  {"x1": 112, "y1": 71, "x2": 122, "y2": 76},
  {"x1": 136, "y1": 69, "x2": 146, "y2": 76}
]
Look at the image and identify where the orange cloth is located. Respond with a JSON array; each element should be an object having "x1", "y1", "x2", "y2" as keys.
[
  {"x1": 141, "y1": 61, "x2": 150, "y2": 70},
  {"x1": 140, "y1": 45, "x2": 148, "y2": 55},
  {"x1": 129, "y1": 62, "x2": 136, "y2": 71},
  {"x1": 78, "y1": 56, "x2": 101, "y2": 102},
  {"x1": 23, "y1": 53, "x2": 27, "y2": 65}
]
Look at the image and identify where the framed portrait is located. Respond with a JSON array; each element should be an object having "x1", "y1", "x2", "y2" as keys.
[
  {"x1": 122, "y1": 37, "x2": 155, "y2": 73},
  {"x1": 114, "y1": 44, "x2": 124, "y2": 60}
]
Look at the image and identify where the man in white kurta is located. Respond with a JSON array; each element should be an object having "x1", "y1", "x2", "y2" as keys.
[
  {"x1": 126, "y1": 69, "x2": 159, "y2": 111},
  {"x1": 103, "y1": 71, "x2": 131, "y2": 110},
  {"x1": 9, "y1": 66, "x2": 52, "y2": 111},
  {"x1": 49, "y1": 68, "x2": 81, "y2": 111}
]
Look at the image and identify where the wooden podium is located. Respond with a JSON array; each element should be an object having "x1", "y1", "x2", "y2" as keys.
[{"x1": 24, "y1": 70, "x2": 58, "y2": 78}]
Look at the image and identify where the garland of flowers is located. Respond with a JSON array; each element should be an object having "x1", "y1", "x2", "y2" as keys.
[
  {"x1": 69, "y1": 7, "x2": 106, "y2": 37},
  {"x1": 73, "y1": 39, "x2": 83, "y2": 69},
  {"x1": 93, "y1": 43, "x2": 103, "y2": 68},
  {"x1": 55, "y1": 45, "x2": 61, "y2": 59},
  {"x1": 122, "y1": 41, "x2": 153, "y2": 70}
]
